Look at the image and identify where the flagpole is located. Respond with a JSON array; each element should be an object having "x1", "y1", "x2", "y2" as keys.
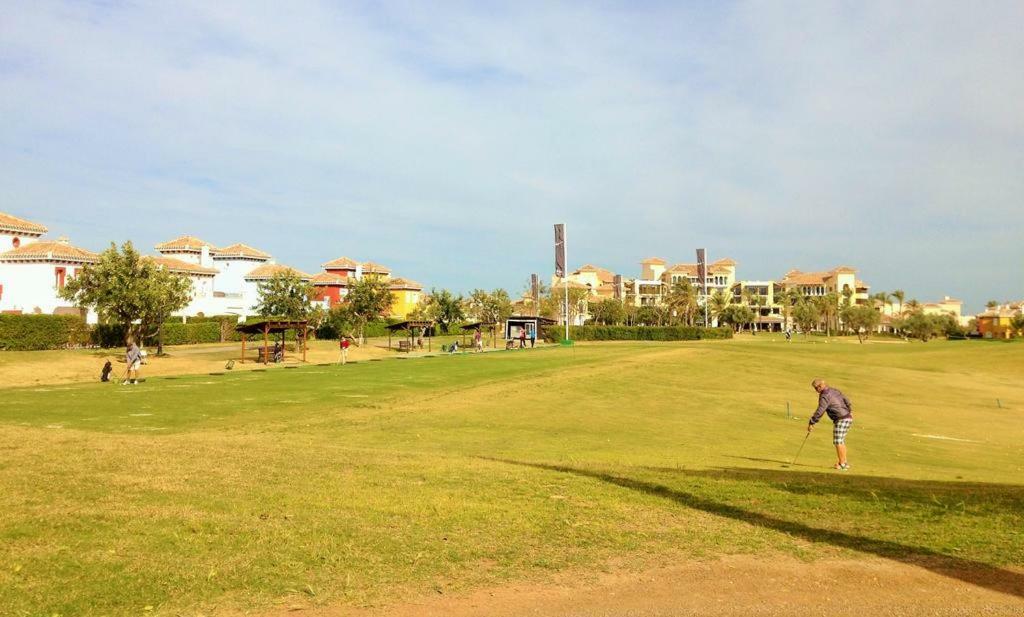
[{"x1": 564, "y1": 225, "x2": 570, "y2": 342}]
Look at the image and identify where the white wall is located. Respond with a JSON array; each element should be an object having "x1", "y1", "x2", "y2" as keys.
[
  {"x1": 0, "y1": 261, "x2": 94, "y2": 320},
  {"x1": 0, "y1": 231, "x2": 42, "y2": 251},
  {"x1": 213, "y1": 257, "x2": 265, "y2": 296}
]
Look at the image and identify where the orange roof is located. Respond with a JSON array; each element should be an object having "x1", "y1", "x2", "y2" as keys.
[
  {"x1": 641, "y1": 257, "x2": 667, "y2": 265},
  {"x1": 361, "y1": 261, "x2": 391, "y2": 274},
  {"x1": 665, "y1": 262, "x2": 733, "y2": 276},
  {"x1": 244, "y1": 263, "x2": 311, "y2": 280},
  {"x1": 146, "y1": 256, "x2": 218, "y2": 276},
  {"x1": 155, "y1": 235, "x2": 217, "y2": 253},
  {"x1": 310, "y1": 272, "x2": 348, "y2": 286},
  {"x1": 322, "y1": 256, "x2": 360, "y2": 269},
  {"x1": 0, "y1": 212, "x2": 47, "y2": 235},
  {"x1": 216, "y1": 243, "x2": 270, "y2": 259},
  {"x1": 855, "y1": 280, "x2": 870, "y2": 289},
  {"x1": 0, "y1": 238, "x2": 97, "y2": 263},
  {"x1": 389, "y1": 277, "x2": 423, "y2": 291},
  {"x1": 574, "y1": 264, "x2": 616, "y2": 283},
  {"x1": 711, "y1": 258, "x2": 737, "y2": 266}
]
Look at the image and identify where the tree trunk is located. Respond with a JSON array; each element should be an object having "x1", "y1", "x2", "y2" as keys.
[{"x1": 157, "y1": 325, "x2": 164, "y2": 356}]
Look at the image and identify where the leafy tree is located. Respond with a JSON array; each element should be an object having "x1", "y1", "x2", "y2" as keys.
[
  {"x1": 793, "y1": 300, "x2": 820, "y2": 334},
  {"x1": 255, "y1": 271, "x2": 314, "y2": 320},
  {"x1": 986, "y1": 300, "x2": 999, "y2": 310},
  {"x1": 465, "y1": 288, "x2": 514, "y2": 342},
  {"x1": 899, "y1": 312, "x2": 942, "y2": 342},
  {"x1": 588, "y1": 298, "x2": 626, "y2": 325},
  {"x1": 541, "y1": 285, "x2": 590, "y2": 325},
  {"x1": 58, "y1": 241, "x2": 191, "y2": 351},
  {"x1": 1010, "y1": 313, "x2": 1024, "y2": 337},
  {"x1": 840, "y1": 304, "x2": 881, "y2": 343},
  {"x1": 346, "y1": 276, "x2": 394, "y2": 342},
  {"x1": 635, "y1": 305, "x2": 668, "y2": 326},
  {"x1": 719, "y1": 304, "x2": 755, "y2": 332},
  {"x1": 419, "y1": 288, "x2": 465, "y2": 333}
]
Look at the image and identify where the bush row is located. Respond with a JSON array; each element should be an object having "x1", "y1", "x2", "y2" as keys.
[
  {"x1": 542, "y1": 325, "x2": 734, "y2": 342},
  {"x1": 0, "y1": 315, "x2": 92, "y2": 350}
]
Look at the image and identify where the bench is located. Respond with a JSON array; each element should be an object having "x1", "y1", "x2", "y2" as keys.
[{"x1": 397, "y1": 340, "x2": 412, "y2": 353}]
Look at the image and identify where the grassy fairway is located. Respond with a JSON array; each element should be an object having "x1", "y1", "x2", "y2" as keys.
[{"x1": 1, "y1": 337, "x2": 1023, "y2": 615}]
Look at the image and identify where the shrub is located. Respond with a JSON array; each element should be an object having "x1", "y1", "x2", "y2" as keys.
[
  {"x1": 0, "y1": 314, "x2": 88, "y2": 350},
  {"x1": 541, "y1": 325, "x2": 733, "y2": 342}
]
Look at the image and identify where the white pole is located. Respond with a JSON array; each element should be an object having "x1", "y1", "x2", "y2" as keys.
[
  {"x1": 564, "y1": 225, "x2": 570, "y2": 341},
  {"x1": 704, "y1": 250, "x2": 710, "y2": 327}
]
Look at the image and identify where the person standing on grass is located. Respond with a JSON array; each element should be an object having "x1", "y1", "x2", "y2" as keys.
[
  {"x1": 519, "y1": 327, "x2": 527, "y2": 349},
  {"x1": 807, "y1": 378, "x2": 853, "y2": 470},
  {"x1": 529, "y1": 327, "x2": 536, "y2": 348},
  {"x1": 123, "y1": 339, "x2": 142, "y2": 385},
  {"x1": 339, "y1": 337, "x2": 350, "y2": 365},
  {"x1": 474, "y1": 328, "x2": 483, "y2": 352}
]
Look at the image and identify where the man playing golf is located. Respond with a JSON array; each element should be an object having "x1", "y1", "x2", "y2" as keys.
[{"x1": 807, "y1": 379, "x2": 853, "y2": 470}]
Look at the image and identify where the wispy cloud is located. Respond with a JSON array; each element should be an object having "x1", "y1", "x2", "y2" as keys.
[{"x1": 1, "y1": 1, "x2": 1021, "y2": 310}]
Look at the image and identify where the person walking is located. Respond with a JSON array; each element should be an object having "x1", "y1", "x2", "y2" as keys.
[
  {"x1": 529, "y1": 327, "x2": 536, "y2": 348},
  {"x1": 807, "y1": 378, "x2": 853, "y2": 469},
  {"x1": 339, "y1": 337, "x2": 350, "y2": 365},
  {"x1": 123, "y1": 340, "x2": 142, "y2": 385},
  {"x1": 518, "y1": 327, "x2": 527, "y2": 349},
  {"x1": 474, "y1": 328, "x2": 483, "y2": 352}
]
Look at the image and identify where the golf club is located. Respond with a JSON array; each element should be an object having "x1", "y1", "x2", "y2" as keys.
[{"x1": 791, "y1": 432, "x2": 811, "y2": 465}]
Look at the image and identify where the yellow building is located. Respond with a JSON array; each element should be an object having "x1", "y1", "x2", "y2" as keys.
[{"x1": 389, "y1": 278, "x2": 423, "y2": 319}]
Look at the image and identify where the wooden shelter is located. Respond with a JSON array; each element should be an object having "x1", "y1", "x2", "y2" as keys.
[
  {"x1": 236, "y1": 319, "x2": 310, "y2": 364},
  {"x1": 460, "y1": 321, "x2": 498, "y2": 348},
  {"x1": 505, "y1": 315, "x2": 557, "y2": 342},
  {"x1": 386, "y1": 320, "x2": 434, "y2": 352}
]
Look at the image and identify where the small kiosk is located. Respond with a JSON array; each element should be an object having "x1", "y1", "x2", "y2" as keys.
[{"x1": 504, "y1": 315, "x2": 556, "y2": 347}]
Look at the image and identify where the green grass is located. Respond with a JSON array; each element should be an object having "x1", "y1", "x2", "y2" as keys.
[{"x1": 1, "y1": 337, "x2": 1023, "y2": 615}]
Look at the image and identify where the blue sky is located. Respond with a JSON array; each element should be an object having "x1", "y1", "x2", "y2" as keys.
[{"x1": 1, "y1": 1, "x2": 1021, "y2": 312}]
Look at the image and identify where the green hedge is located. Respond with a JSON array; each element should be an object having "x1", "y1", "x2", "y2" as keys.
[
  {"x1": 0, "y1": 314, "x2": 92, "y2": 350},
  {"x1": 542, "y1": 325, "x2": 733, "y2": 342}
]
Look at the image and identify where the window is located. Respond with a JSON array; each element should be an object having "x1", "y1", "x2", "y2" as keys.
[
  {"x1": 12, "y1": 237, "x2": 20, "y2": 248},
  {"x1": 55, "y1": 267, "x2": 67, "y2": 289}
]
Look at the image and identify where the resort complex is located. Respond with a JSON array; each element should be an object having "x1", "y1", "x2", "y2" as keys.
[{"x1": 0, "y1": 211, "x2": 423, "y2": 322}]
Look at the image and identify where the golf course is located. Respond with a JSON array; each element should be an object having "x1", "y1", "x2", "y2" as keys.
[{"x1": 2, "y1": 336, "x2": 1023, "y2": 616}]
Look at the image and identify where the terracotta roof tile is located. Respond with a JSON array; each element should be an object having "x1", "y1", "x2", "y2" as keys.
[
  {"x1": 322, "y1": 256, "x2": 360, "y2": 269},
  {"x1": 389, "y1": 277, "x2": 423, "y2": 291},
  {"x1": 155, "y1": 235, "x2": 217, "y2": 253},
  {"x1": 244, "y1": 263, "x2": 312, "y2": 280},
  {"x1": 146, "y1": 256, "x2": 218, "y2": 275},
  {"x1": 310, "y1": 272, "x2": 348, "y2": 285},
  {"x1": 641, "y1": 257, "x2": 667, "y2": 265},
  {"x1": 0, "y1": 212, "x2": 47, "y2": 235},
  {"x1": 0, "y1": 239, "x2": 97, "y2": 263},
  {"x1": 361, "y1": 261, "x2": 391, "y2": 274},
  {"x1": 215, "y1": 243, "x2": 270, "y2": 259}
]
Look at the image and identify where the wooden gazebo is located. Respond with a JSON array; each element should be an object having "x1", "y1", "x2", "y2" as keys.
[
  {"x1": 386, "y1": 320, "x2": 434, "y2": 352},
  {"x1": 460, "y1": 321, "x2": 498, "y2": 348},
  {"x1": 236, "y1": 319, "x2": 310, "y2": 364}
]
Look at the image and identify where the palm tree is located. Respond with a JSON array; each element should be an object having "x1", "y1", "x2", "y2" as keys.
[
  {"x1": 709, "y1": 289, "x2": 731, "y2": 326},
  {"x1": 777, "y1": 289, "x2": 797, "y2": 332},
  {"x1": 665, "y1": 279, "x2": 698, "y2": 326},
  {"x1": 906, "y1": 299, "x2": 921, "y2": 313},
  {"x1": 892, "y1": 289, "x2": 905, "y2": 315}
]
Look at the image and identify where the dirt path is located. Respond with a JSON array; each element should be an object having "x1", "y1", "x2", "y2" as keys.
[{"x1": 252, "y1": 556, "x2": 1024, "y2": 617}]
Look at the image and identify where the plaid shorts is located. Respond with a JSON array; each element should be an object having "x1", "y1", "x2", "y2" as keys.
[{"x1": 833, "y1": 418, "x2": 853, "y2": 445}]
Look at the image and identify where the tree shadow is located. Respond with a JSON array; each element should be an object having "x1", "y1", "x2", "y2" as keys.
[
  {"x1": 720, "y1": 455, "x2": 819, "y2": 468},
  {"x1": 481, "y1": 457, "x2": 1024, "y2": 599},
  {"x1": 641, "y1": 465, "x2": 1024, "y2": 515}
]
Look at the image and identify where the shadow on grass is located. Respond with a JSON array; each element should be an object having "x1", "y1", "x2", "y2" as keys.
[
  {"x1": 643, "y1": 465, "x2": 1024, "y2": 516},
  {"x1": 483, "y1": 457, "x2": 1024, "y2": 599}
]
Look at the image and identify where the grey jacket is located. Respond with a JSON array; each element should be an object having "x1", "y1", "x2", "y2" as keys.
[{"x1": 809, "y1": 387, "x2": 852, "y2": 425}]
